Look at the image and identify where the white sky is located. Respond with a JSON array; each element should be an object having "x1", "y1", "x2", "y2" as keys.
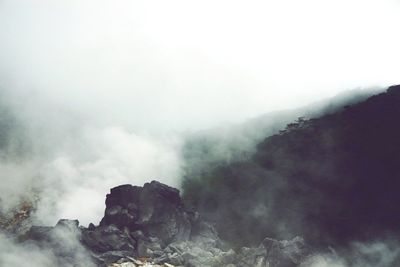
[{"x1": 1, "y1": 0, "x2": 399, "y2": 131}]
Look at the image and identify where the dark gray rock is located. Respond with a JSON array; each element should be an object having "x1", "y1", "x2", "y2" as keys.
[
  {"x1": 89, "y1": 182, "x2": 311, "y2": 266},
  {"x1": 190, "y1": 221, "x2": 220, "y2": 246},
  {"x1": 81, "y1": 224, "x2": 135, "y2": 253},
  {"x1": 24, "y1": 225, "x2": 53, "y2": 242},
  {"x1": 92, "y1": 250, "x2": 135, "y2": 266},
  {"x1": 22, "y1": 219, "x2": 96, "y2": 266},
  {"x1": 136, "y1": 236, "x2": 163, "y2": 257},
  {"x1": 19, "y1": 181, "x2": 314, "y2": 267},
  {"x1": 88, "y1": 223, "x2": 96, "y2": 231},
  {"x1": 100, "y1": 184, "x2": 141, "y2": 229},
  {"x1": 236, "y1": 236, "x2": 310, "y2": 267},
  {"x1": 100, "y1": 180, "x2": 192, "y2": 246},
  {"x1": 24, "y1": 219, "x2": 80, "y2": 242},
  {"x1": 55, "y1": 219, "x2": 79, "y2": 230},
  {"x1": 155, "y1": 240, "x2": 236, "y2": 267}
]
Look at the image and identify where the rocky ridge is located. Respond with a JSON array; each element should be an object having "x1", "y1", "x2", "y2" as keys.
[
  {"x1": 182, "y1": 85, "x2": 400, "y2": 247},
  {"x1": 17, "y1": 181, "x2": 311, "y2": 267}
]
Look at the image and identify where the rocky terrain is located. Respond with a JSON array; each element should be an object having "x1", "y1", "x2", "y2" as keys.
[
  {"x1": 9, "y1": 181, "x2": 311, "y2": 267},
  {"x1": 4, "y1": 86, "x2": 400, "y2": 266}
]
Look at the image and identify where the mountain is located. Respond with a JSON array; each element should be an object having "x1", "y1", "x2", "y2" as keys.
[
  {"x1": 182, "y1": 85, "x2": 400, "y2": 248},
  {"x1": 182, "y1": 87, "x2": 379, "y2": 180},
  {"x1": 3, "y1": 86, "x2": 400, "y2": 266}
]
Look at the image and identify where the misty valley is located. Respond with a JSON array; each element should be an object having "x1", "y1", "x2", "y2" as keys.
[
  {"x1": 1, "y1": 85, "x2": 400, "y2": 266},
  {"x1": 1, "y1": 1, "x2": 400, "y2": 266}
]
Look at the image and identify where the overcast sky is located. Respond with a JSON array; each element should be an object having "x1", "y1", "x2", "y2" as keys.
[{"x1": 0, "y1": 0, "x2": 399, "y2": 132}]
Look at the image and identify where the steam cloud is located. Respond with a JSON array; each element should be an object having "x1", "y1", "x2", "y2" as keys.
[
  {"x1": 0, "y1": 90, "x2": 182, "y2": 226},
  {"x1": 0, "y1": 225, "x2": 96, "y2": 266},
  {"x1": 0, "y1": 90, "x2": 182, "y2": 265},
  {"x1": 303, "y1": 241, "x2": 400, "y2": 267},
  {"x1": 0, "y1": 0, "x2": 400, "y2": 265}
]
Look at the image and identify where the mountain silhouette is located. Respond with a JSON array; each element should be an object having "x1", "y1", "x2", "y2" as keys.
[{"x1": 182, "y1": 85, "x2": 400, "y2": 248}]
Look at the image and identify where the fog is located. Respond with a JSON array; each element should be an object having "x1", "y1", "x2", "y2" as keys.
[
  {"x1": 0, "y1": 91, "x2": 182, "y2": 225},
  {"x1": 1, "y1": 0, "x2": 400, "y2": 131},
  {"x1": 0, "y1": 0, "x2": 400, "y2": 265},
  {"x1": 303, "y1": 241, "x2": 400, "y2": 267},
  {"x1": 0, "y1": 0, "x2": 396, "y2": 225}
]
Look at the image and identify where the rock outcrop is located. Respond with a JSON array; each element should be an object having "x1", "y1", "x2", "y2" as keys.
[
  {"x1": 100, "y1": 181, "x2": 192, "y2": 246},
  {"x1": 18, "y1": 181, "x2": 312, "y2": 267}
]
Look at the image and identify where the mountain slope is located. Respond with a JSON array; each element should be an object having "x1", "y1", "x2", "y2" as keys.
[
  {"x1": 182, "y1": 85, "x2": 400, "y2": 248},
  {"x1": 182, "y1": 87, "x2": 379, "y2": 179}
]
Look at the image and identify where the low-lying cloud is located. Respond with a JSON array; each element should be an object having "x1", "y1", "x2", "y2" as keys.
[
  {"x1": 0, "y1": 0, "x2": 400, "y2": 265},
  {"x1": 304, "y1": 241, "x2": 400, "y2": 267},
  {"x1": 0, "y1": 90, "x2": 182, "y2": 226}
]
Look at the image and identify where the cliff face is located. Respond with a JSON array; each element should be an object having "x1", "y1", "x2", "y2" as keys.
[{"x1": 182, "y1": 85, "x2": 400, "y2": 247}]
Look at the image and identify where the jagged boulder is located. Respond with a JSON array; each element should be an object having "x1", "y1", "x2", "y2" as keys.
[
  {"x1": 100, "y1": 184, "x2": 141, "y2": 229},
  {"x1": 91, "y1": 181, "x2": 238, "y2": 265},
  {"x1": 155, "y1": 240, "x2": 236, "y2": 267},
  {"x1": 22, "y1": 219, "x2": 96, "y2": 266},
  {"x1": 18, "y1": 181, "x2": 313, "y2": 267},
  {"x1": 82, "y1": 224, "x2": 135, "y2": 254},
  {"x1": 189, "y1": 221, "x2": 220, "y2": 247},
  {"x1": 23, "y1": 225, "x2": 53, "y2": 242},
  {"x1": 24, "y1": 219, "x2": 80, "y2": 242},
  {"x1": 100, "y1": 181, "x2": 192, "y2": 246},
  {"x1": 150, "y1": 236, "x2": 310, "y2": 267}
]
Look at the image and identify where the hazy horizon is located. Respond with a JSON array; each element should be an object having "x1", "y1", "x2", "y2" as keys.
[
  {"x1": 1, "y1": 1, "x2": 400, "y2": 266},
  {"x1": 1, "y1": 0, "x2": 399, "y2": 133}
]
